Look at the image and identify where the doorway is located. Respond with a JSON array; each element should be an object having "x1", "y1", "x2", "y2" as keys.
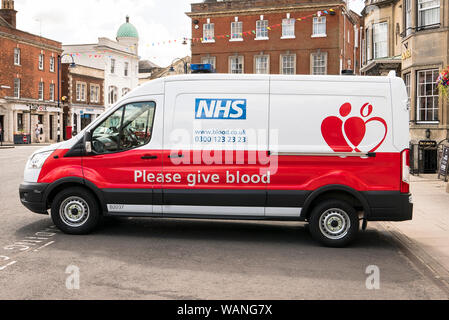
[
  {"x1": 418, "y1": 141, "x2": 438, "y2": 174},
  {"x1": 49, "y1": 115, "x2": 54, "y2": 141},
  {"x1": 0, "y1": 115, "x2": 4, "y2": 142}
]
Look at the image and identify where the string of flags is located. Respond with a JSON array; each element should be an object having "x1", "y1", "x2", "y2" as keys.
[{"x1": 65, "y1": 8, "x2": 336, "y2": 59}]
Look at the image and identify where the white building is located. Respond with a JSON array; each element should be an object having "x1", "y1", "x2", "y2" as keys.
[{"x1": 63, "y1": 16, "x2": 139, "y2": 111}]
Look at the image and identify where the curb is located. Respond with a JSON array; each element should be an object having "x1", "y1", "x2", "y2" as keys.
[
  {"x1": 379, "y1": 222, "x2": 449, "y2": 297},
  {"x1": 0, "y1": 144, "x2": 50, "y2": 147}
]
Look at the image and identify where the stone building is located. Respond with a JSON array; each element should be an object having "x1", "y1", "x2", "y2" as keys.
[
  {"x1": 61, "y1": 64, "x2": 105, "y2": 138},
  {"x1": 187, "y1": 0, "x2": 362, "y2": 75},
  {"x1": 138, "y1": 57, "x2": 192, "y2": 84},
  {"x1": 63, "y1": 16, "x2": 139, "y2": 110},
  {"x1": 0, "y1": 0, "x2": 63, "y2": 144},
  {"x1": 401, "y1": 0, "x2": 449, "y2": 173},
  {"x1": 360, "y1": 0, "x2": 403, "y2": 76}
]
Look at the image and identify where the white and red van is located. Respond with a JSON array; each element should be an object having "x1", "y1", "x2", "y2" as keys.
[{"x1": 20, "y1": 73, "x2": 412, "y2": 247}]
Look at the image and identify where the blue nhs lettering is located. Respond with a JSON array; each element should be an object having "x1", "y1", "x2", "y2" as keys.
[{"x1": 195, "y1": 99, "x2": 247, "y2": 120}]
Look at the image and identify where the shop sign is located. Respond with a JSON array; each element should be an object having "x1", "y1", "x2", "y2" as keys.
[
  {"x1": 402, "y1": 49, "x2": 411, "y2": 60},
  {"x1": 419, "y1": 140, "x2": 437, "y2": 148}
]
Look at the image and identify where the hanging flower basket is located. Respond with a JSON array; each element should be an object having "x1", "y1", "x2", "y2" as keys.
[{"x1": 437, "y1": 67, "x2": 449, "y2": 96}]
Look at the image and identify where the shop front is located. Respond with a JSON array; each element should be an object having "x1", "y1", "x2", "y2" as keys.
[
  {"x1": 0, "y1": 101, "x2": 62, "y2": 144},
  {"x1": 71, "y1": 105, "x2": 104, "y2": 136}
]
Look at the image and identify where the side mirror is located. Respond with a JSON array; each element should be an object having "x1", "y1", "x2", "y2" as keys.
[{"x1": 84, "y1": 131, "x2": 92, "y2": 154}]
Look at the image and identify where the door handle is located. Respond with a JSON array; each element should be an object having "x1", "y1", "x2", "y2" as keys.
[
  {"x1": 141, "y1": 155, "x2": 158, "y2": 160},
  {"x1": 168, "y1": 154, "x2": 184, "y2": 159}
]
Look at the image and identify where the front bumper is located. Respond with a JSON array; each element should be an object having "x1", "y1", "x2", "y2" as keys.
[
  {"x1": 19, "y1": 182, "x2": 49, "y2": 214},
  {"x1": 363, "y1": 192, "x2": 413, "y2": 222}
]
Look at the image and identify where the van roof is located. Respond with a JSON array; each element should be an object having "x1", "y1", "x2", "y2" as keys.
[
  {"x1": 128, "y1": 73, "x2": 394, "y2": 99},
  {"x1": 162, "y1": 73, "x2": 392, "y2": 83}
]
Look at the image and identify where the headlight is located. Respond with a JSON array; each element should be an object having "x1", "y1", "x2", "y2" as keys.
[{"x1": 28, "y1": 151, "x2": 53, "y2": 169}]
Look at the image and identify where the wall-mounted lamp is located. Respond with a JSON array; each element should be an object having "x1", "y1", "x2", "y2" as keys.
[{"x1": 426, "y1": 128, "x2": 431, "y2": 139}]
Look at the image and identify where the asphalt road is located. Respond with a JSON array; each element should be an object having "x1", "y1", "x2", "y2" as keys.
[{"x1": 0, "y1": 146, "x2": 447, "y2": 299}]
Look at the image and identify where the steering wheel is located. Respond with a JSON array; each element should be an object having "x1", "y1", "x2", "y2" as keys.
[{"x1": 121, "y1": 127, "x2": 139, "y2": 149}]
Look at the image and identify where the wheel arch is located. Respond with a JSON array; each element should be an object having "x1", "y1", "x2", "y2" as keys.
[
  {"x1": 44, "y1": 177, "x2": 106, "y2": 213},
  {"x1": 302, "y1": 185, "x2": 371, "y2": 220}
]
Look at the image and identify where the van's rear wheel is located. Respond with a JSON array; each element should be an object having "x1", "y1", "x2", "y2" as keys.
[
  {"x1": 309, "y1": 200, "x2": 359, "y2": 247},
  {"x1": 51, "y1": 187, "x2": 101, "y2": 235}
]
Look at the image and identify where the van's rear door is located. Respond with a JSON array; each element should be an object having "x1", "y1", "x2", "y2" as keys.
[{"x1": 268, "y1": 76, "x2": 397, "y2": 218}]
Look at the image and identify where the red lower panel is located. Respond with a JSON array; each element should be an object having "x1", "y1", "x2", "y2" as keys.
[{"x1": 38, "y1": 149, "x2": 401, "y2": 192}]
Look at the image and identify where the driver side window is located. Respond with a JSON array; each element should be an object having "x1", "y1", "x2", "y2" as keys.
[{"x1": 92, "y1": 102, "x2": 156, "y2": 154}]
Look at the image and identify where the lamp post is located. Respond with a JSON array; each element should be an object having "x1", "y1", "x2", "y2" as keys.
[
  {"x1": 168, "y1": 57, "x2": 189, "y2": 75},
  {"x1": 57, "y1": 53, "x2": 76, "y2": 142}
]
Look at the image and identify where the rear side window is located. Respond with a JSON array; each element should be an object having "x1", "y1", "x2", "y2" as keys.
[{"x1": 91, "y1": 102, "x2": 156, "y2": 154}]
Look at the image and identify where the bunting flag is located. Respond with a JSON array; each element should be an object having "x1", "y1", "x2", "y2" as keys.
[{"x1": 64, "y1": 7, "x2": 338, "y2": 59}]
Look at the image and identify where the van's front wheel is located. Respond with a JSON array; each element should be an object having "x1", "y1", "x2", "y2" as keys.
[
  {"x1": 51, "y1": 187, "x2": 101, "y2": 235},
  {"x1": 309, "y1": 200, "x2": 359, "y2": 247}
]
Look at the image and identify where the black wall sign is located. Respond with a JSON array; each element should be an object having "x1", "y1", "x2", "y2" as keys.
[{"x1": 419, "y1": 140, "x2": 437, "y2": 148}]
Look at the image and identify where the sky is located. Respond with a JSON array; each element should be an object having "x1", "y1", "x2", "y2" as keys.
[{"x1": 14, "y1": 0, "x2": 365, "y2": 67}]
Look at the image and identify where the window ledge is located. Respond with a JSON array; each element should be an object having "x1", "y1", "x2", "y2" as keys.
[
  {"x1": 229, "y1": 38, "x2": 243, "y2": 42},
  {"x1": 14, "y1": 64, "x2": 21, "y2": 67},
  {"x1": 255, "y1": 37, "x2": 269, "y2": 41},
  {"x1": 311, "y1": 34, "x2": 327, "y2": 38},
  {"x1": 202, "y1": 40, "x2": 216, "y2": 44},
  {"x1": 415, "y1": 121, "x2": 440, "y2": 125},
  {"x1": 281, "y1": 36, "x2": 296, "y2": 39}
]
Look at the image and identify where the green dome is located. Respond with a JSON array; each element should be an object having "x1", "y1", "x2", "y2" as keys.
[{"x1": 117, "y1": 16, "x2": 139, "y2": 39}]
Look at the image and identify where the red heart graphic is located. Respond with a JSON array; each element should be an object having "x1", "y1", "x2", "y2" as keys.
[
  {"x1": 365, "y1": 117, "x2": 388, "y2": 153},
  {"x1": 344, "y1": 117, "x2": 366, "y2": 151},
  {"x1": 321, "y1": 116, "x2": 353, "y2": 152}
]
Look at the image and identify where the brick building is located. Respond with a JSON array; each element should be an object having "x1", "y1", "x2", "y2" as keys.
[
  {"x1": 187, "y1": 0, "x2": 362, "y2": 75},
  {"x1": 61, "y1": 64, "x2": 105, "y2": 138},
  {"x1": 0, "y1": 0, "x2": 62, "y2": 144}
]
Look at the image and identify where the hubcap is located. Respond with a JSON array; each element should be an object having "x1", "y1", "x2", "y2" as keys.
[
  {"x1": 60, "y1": 196, "x2": 90, "y2": 228},
  {"x1": 319, "y1": 208, "x2": 351, "y2": 240}
]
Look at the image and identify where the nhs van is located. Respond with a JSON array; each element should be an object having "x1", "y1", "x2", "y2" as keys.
[{"x1": 19, "y1": 74, "x2": 412, "y2": 247}]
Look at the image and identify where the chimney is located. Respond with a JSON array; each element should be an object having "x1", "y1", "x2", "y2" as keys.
[{"x1": 0, "y1": 0, "x2": 17, "y2": 29}]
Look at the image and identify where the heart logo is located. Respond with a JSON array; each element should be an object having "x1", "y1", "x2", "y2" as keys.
[
  {"x1": 321, "y1": 117, "x2": 353, "y2": 152},
  {"x1": 321, "y1": 103, "x2": 388, "y2": 153},
  {"x1": 344, "y1": 117, "x2": 366, "y2": 152}
]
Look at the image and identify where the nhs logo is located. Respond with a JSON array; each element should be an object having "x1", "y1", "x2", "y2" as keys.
[{"x1": 195, "y1": 99, "x2": 247, "y2": 120}]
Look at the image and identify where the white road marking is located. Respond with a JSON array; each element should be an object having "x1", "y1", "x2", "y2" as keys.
[
  {"x1": 0, "y1": 260, "x2": 17, "y2": 271},
  {"x1": 33, "y1": 241, "x2": 55, "y2": 252},
  {"x1": 0, "y1": 226, "x2": 59, "y2": 272}
]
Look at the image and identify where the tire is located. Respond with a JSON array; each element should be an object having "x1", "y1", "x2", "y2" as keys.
[
  {"x1": 308, "y1": 199, "x2": 359, "y2": 247},
  {"x1": 51, "y1": 187, "x2": 101, "y2": 235}
]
